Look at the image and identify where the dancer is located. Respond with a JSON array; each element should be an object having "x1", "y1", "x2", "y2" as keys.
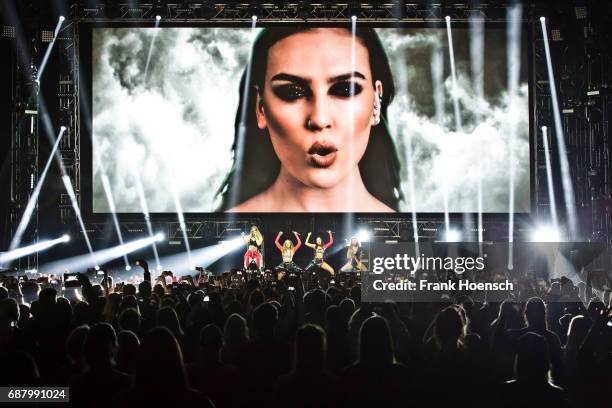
[
  {"x1": 274, "y1": 231, "x2": 302, "y2": 280},
  {"x1": 304, "y1": 230, "x2": 334, "y2": 276},
  {"x1": 340, "y1": 237, "x2": 368, "y2": 272},
  {"x1": 241, "y1": 225, "x2": 264, "y2": 271}
]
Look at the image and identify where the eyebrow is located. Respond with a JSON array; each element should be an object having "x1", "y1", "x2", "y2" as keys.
[{"x1": 270, "y1": 71, "x2": 367, "y2": 85}]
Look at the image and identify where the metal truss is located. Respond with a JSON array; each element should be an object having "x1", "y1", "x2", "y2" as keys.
[
  {"x1": 73, "y1": 2, "x2": 524, "y2": 23},
  {"x1": 8, "y1": 22, "x2": 40, "y2": 270}
]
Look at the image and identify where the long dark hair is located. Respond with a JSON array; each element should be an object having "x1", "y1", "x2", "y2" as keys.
[{"x1": 216, "y1": 27, "x2": 401, "y2": 211}]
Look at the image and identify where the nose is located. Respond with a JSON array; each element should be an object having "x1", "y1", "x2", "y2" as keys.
[{"x1": 305, "y1": 94, "x2": 332, "y2": 131}]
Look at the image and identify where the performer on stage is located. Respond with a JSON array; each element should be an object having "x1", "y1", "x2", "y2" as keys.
[
  {"x1": 274, "y1": 231, "x2": 302, "y2": 279},
  {"x1": 340, "y1": 237, "x2": 368, "y2": 272},
  {"x1": 241, "y1": 225, "x2": 264, "y2": 271},
  {"x1": 305, "y1": 231, "x2": 334, "y2": 275}
]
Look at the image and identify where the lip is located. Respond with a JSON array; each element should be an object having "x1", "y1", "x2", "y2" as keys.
[{"x1": 308, "y1": 141, "x2": 338, "y2": 168}]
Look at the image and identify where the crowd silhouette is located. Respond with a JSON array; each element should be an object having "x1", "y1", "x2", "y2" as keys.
[{"x1": 0, "y1": 265, "x2": 610, "y2": 407}]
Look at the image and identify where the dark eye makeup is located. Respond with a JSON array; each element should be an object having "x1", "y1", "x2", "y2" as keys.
[{"x1": 271, "y1": 81, "x2": 364, "y2": 102}]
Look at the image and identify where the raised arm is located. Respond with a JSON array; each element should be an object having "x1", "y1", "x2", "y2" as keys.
[
  {"x1": 241, "y1": 231, "x2": 250, "y2": 245},
  {"x1": 275, "y1": 231, "x2": 283, "y2": 251},
  {"x1": 305, "y1": 232, "x2": 315, "y2": 249},
  {"x1": 324, "y1": 230, "x2": 333, "y2": 249},
  {"x1": 293, "y1": 231, "x2": 302, "y2": 253}
]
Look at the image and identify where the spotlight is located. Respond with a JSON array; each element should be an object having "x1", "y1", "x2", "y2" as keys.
[
  {"x1": 530, "y1": 226, "x2": 561, "y2": 242},
  {"x1": 59, "y1": 16, "x2": 65, "y2": 22},
  {"x1": 445, "y1": 15, "x2": 451, "y2": 22},
  {"x1": 61, "y1": 234, "x2": 70, "y2": 243},
  {"x1": 248, "y1": 2, "x2": 264, "y2": 20},
  {"x1": 155, "y1": 15, "x2": 161, "y2": 21},
  {"x1": 125, "y1": 265, "x2": 132, "y2": 271},
  {"x1": 94, "y1": 265, "x2": 100, "y2": 271},
  {"x1": 155, "y1": 232, "x2": 165, "y2": 242},
  {"x1": 356, "y1": 230, "x2": 370, "y2": 243},
  {"x1": 444, "y1": 228, "x2": 461, "y2": 242},
  {"x1": 60, "y1": 125, "x2": 66, "y2": 131},
  {"x1": 156, "y1": 265, "x2": 163, "y2": 271},
  {"x1": 540, "y1": 16, "x2": 546, "y2": 22},
  {"x1": 351, "y1": 15, "x2": 357, "y2": 22}
]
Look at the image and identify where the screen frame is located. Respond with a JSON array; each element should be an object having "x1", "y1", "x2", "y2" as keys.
[{"x1": 78, "y1": 20, "x2": 536, "y2": 222}]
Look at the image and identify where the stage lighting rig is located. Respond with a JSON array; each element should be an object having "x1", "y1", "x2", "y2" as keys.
[
  {"x1": 248, "y1": 2, "x2": 265, "y2": 20},
  {"x1": 296, "y1": 1, "x2": 313, "y2": 21},
  {"x1": 348, "y1": 2, "x2": 361, "y2": 20}
]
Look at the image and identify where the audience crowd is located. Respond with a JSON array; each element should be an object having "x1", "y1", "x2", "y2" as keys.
[{"x1": 0, "y1": 263, "x2": 610, "y2": 407}]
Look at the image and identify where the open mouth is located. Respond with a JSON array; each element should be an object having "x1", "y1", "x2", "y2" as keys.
[{"x1": 308, "y1": 141, "x2": 338, "y2": 168}]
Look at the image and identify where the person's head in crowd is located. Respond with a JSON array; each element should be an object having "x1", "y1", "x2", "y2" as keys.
[
  {"x1": 224, "y1": 313, "x2": 249, "y2": 350},
  {"x1": 120, "y1": 295, "x2": 139, "y2": 313},
  {"x1": 252, "y1": 302, "x2": 278, "y2": 338},
  {"x1": 187, "y1": 290, "x2": 204, "y2": 309},
  {"x1": 548, "y1": 281, "x2": 562, "y2": 297},
  {"x1": 54, "y1": 297, "x2": 73, "y2": 327},
  {"x1": 133, "y1": 326, "x2": 189, "y2": 393},
  {"x1": 308, "y1": 289, "x2": 327, "y2": 314},
  {"x1": 565, "y1": 315, "x2": 590, "y2": 356},
  {"x1": 66, "y1": 325, "x2": 90, "y2": 365},
  {"x1": 38, "y1": 287, "x2": 57, "y2": 306},
  {"x1": 18, "y1": 304, "x2": 30, "y2": 325},
  {"x1": 339, "y1": 297, "x2": 355, "y2": 321},
  {"x1": 249, "y1": 289, "x2": 265, "y2": 310},
  {"x1": 83, "y1": 322, "x2": 118, "y2": 371},
  {"x1": 294, "y1": 324, "x2": 327, "y2": 373},
  {"x1": 20, "y1": 281, "x2": 40, "y2": 303},
  {"x1": 497, "y1": 300, "x2": 522, "y2": 328},
  {"x1": 587, "y1": 298, "x2": 605, "y2": 322},
  {"x1": 153, "y1": 283, "x2": 165, "y2": 298},
  {"x1": 325, "y1": 304, "x2": 345, "y2": 334},
  {"x1": 157, "y1": 306, "x2": 184, "y2": 339},
  {"x1": 514, "y1": 332, "x2": 552, "y2": 383},
  {"x1": 359, "y1": 315, "x2": 395, "y2": 366},
  {"x1": 208, "y1": 291, "x2": 223, "y2": 310},
  {"x1": 138, "y1": 280, "x2": 152, "y2": 299},
  {"x1": 123, "y1": 283, "x2": 137, "y2": 297},
  {"x1": 433, "y1": 305, "x2": 466, "y2": 350},
  {"x1": 524, "y1": 297, "x2": 547, "y2": 330},
  {"x1": 199, "y1": 324, "x2": 223, "y2": 361},
  {"x1": 269, "y1": 299, "x2": 282, "y2": 316},
  {"x1": 0, "y1": 297, "x2": 19, "y2": 327},
  {"x1": 119, "y1": 308, "x2": 141, "y2": 334},
  {"x1": 117, "y1": 330, "x2": 140, "y2": 374}
]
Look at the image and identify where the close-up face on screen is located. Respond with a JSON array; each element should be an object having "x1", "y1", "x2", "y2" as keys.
[{"x1": 91, "y1": 26, "x2": 529, "y2": 214}]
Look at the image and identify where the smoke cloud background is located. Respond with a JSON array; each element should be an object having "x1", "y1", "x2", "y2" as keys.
[{"x1": 92, "y1": 27, "x2": 529, "y2": 213}]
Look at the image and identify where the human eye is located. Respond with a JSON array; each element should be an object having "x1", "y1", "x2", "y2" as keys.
[
  {"x1": 329, "y1": 81, "x2": 363, "y2": 97},
  {"x1": 272, "y1": 84, "x2": 310, "y2": 102}
]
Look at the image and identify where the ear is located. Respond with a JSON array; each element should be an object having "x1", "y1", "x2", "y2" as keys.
[
  {"x1": 255, "y1": 85, "x2": 267, "y2": 129},
  {"x1": 371, "y1": 80, "x2": 384, "y2": 126}
]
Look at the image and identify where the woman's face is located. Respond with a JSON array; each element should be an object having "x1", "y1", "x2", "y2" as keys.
[
  {"x1": 316, "y1": 237, "x2": 322, "y2": 245},
  {"x1": 351, "y1": 237, "x2": 358, "y2": 246},
  {"x1": 283, "y1": 240, "x2": 292, "y2": 249},
  {"x1": 256, "y1": 29, "x2": 383, "y2": 189}
]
